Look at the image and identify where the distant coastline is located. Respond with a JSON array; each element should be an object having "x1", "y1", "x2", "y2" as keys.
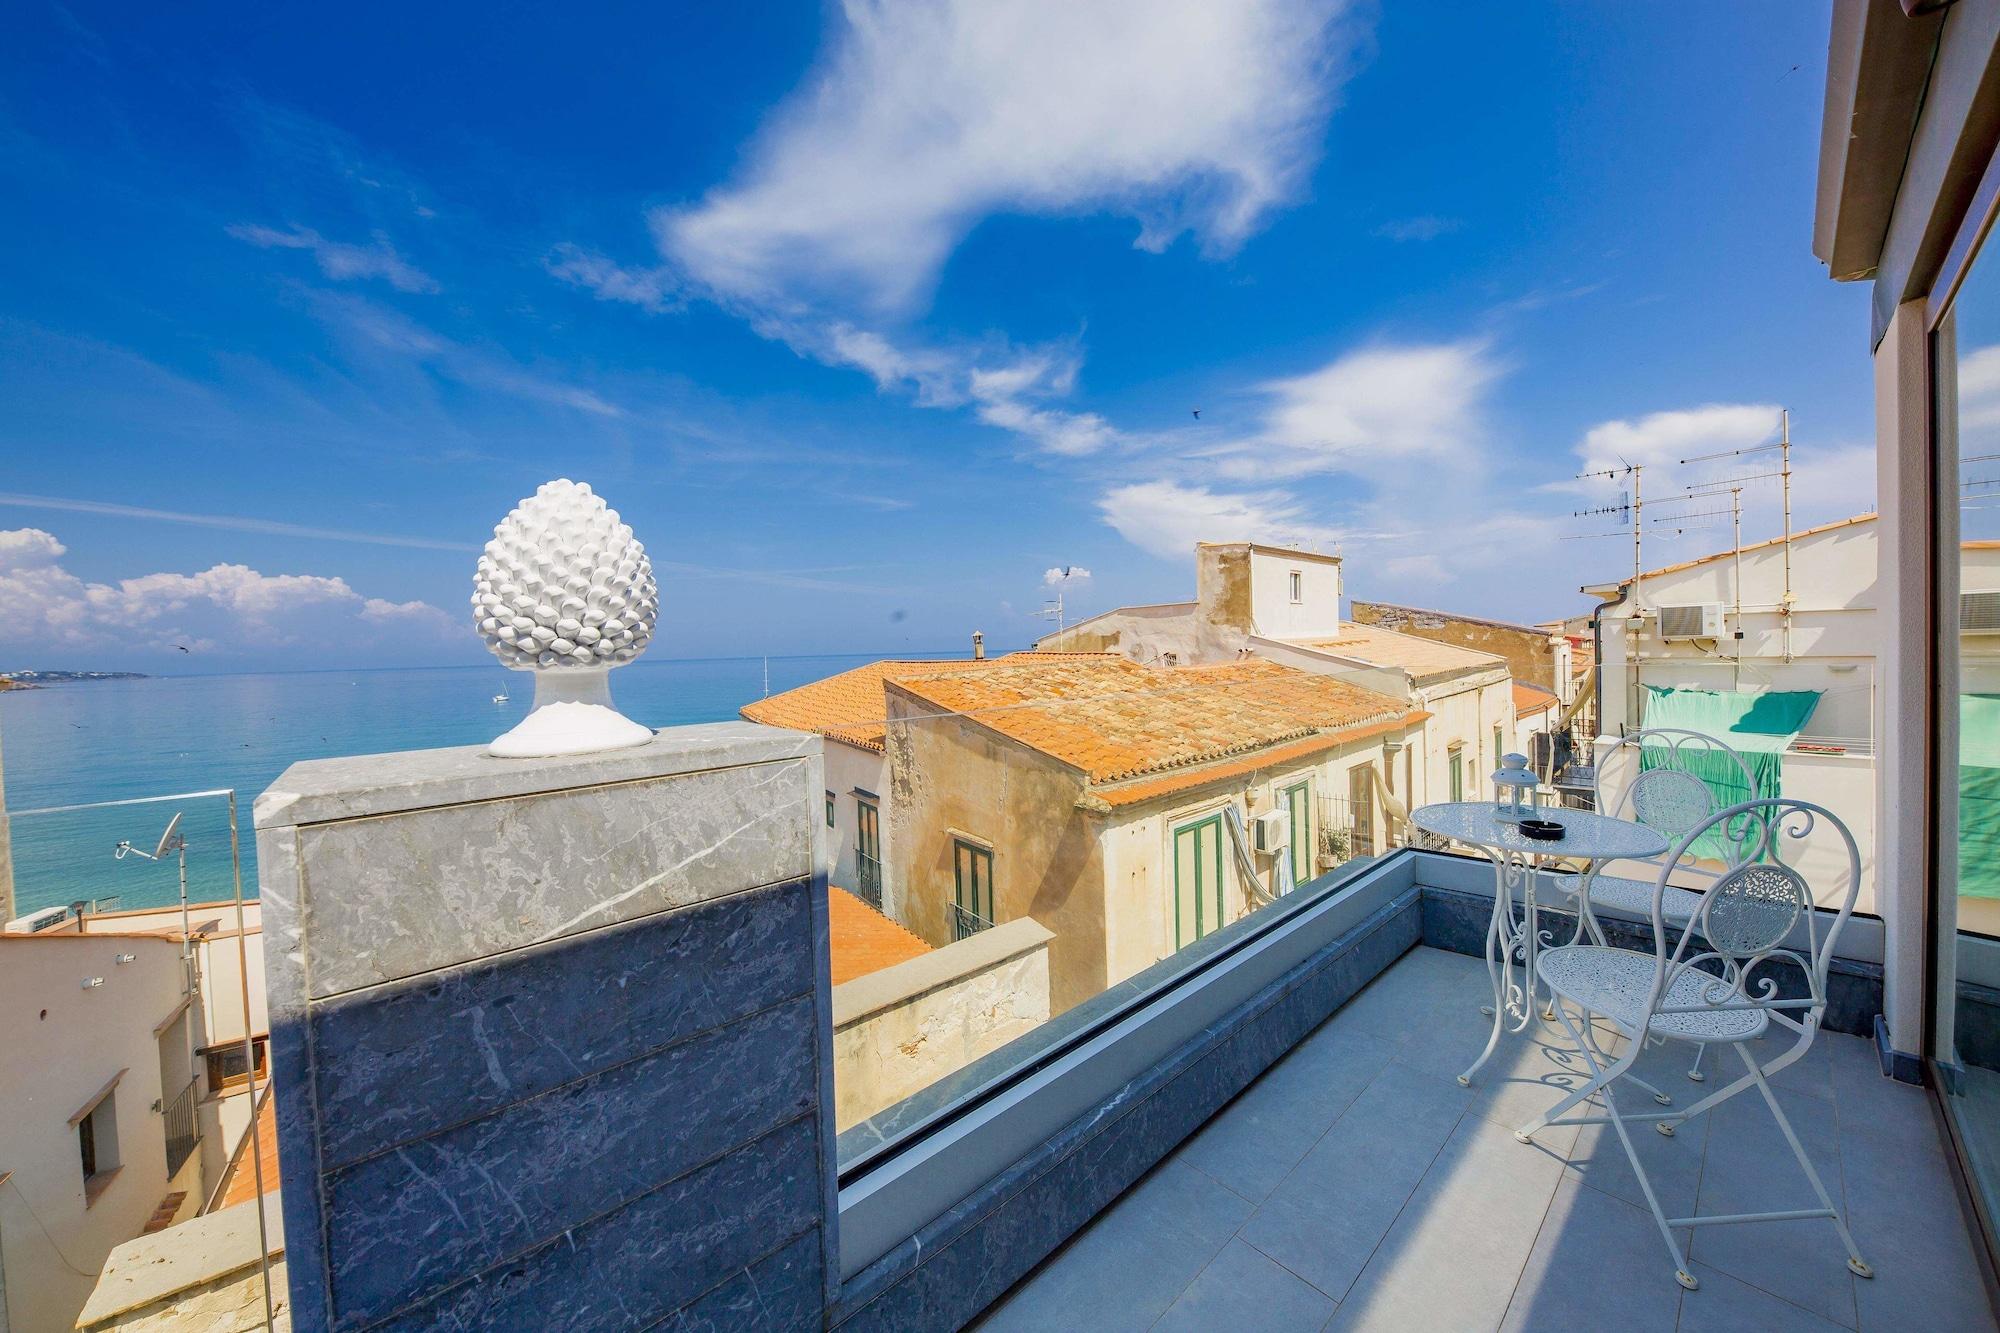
[{"x1": 0, "y1": 670, "x2": 150, "y2": 690}]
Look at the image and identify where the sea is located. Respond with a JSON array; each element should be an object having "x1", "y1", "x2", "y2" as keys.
[{"x1": 0, "y1": 653, "x2": 978, "y2": 919}]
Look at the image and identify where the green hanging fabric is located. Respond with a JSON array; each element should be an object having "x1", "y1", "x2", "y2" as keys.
[
  {"x1": 1959, "y1": 695, "x2": 2000, "y2": 899},
  {"x1": 1637, "y1": 686, "x2": 1823, "y2": 860}
]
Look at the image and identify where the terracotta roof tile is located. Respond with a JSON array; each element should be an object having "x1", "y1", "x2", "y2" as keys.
[
  {"x1": 827, "y1": 887, "x2": 932, "y2": 985},
  {"x1": 1512, "y1": 682, "x2": 1560, "y2": 716},
  {"x1": 1293, "y1": 621, "x2": 1505, "y2": 685},
  {"x1": 889, "y1": 656, "x2": 1419, "y2": 792},
  {"x1": 740, "y1": 657, "x2": 999, "y2": 750}
]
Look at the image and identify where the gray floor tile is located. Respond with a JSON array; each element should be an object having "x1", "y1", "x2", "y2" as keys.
[
  {"x1": 1324, "y1": 1114, "x2": 1569, "y2": 1333},
  {"x1": 1692, "y1": 1084, "x2": 1857, "y2": 1326},
  {"x1": 1500, "y1": 1178, "x2": 1683, "y2": 1333},
  {"x1": 1152, "y1": 1239, "x2": 1336, "y2": 1333},
  {"x1": 1676, "y1": 1262, "x2": 1851, "y2": 1333},
  {"x1": 980, "y1": 1159, "x2": 1253, "y2": 1333},
  {"x1": 1237, "y1": 1060, "x2": 1467, "y2": 1302},
  {"x1": 1562, "y1": 1097, "x2": 1710, "y2": 1232},
  {"x1": 1840, "y1": 1119, "x2": 2000, "y2": 1331},
  {"x1": 1174, "y1": 1027, "x2": 1396, "y2": 1202}
]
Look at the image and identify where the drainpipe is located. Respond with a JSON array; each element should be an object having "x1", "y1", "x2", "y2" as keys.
[{"x1": 1588, "y1": 584, "x2": 1627, "y2": 741}]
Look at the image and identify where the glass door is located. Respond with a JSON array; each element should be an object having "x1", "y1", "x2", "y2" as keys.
[{"x1": 1930, "y1": 206, "x2": 2000, "y2": 1225}]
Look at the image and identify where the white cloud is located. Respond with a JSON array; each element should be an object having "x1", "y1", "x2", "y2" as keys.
[
  {"x1": 544, "y1": 243, "x2": 681, "y2": 314},
  {"x1": 1574, "y1": 403, "x2": 1781, "y2": 476},
  {"x1": 658, "y1": 0, "x2": 1356, "y2": 317},
  {"x1": 1374, "y1": 215, "x2": 1461, "y2": 242},
  {"x1": 1097, "y1": 481, "x2": 1338, "y2": 561},
  {"x1": 1043, "y1": 565, "x2": 1091, "y2": 587},
  {"x1": 228, "y1": 223, "x2": 439, "y2": 294},
  {"x1": 0, "y1": 527, "x2": 460, "y2": 659},
  {"x1": 1787, "y1": 442, "x2": 1877, "y2": 523},
  {"x1": 1215, "y1": 339, "x2": 1502, "y2": 481}
]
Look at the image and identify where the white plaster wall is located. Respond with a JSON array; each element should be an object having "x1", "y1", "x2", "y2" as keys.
[
  {"x1": 821, "y1": 741, "x2": 890, "y2": 912},
  {"x1": 0, "y1": 934, "x2": 190, "y2": 1333},
  {"x1": 1247, "y1": 549, "x2": 1342, "y2": 641},
  {"x1": 829, "y1": 933, "x2": 1051, "y2": 1129}
]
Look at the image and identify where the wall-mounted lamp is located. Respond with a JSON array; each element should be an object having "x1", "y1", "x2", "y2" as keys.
[
  {"x1": 80, "y1": 977, "x2": 104, "y2": 989},
  {"x1": 114, "y1": 953, "x2": 136, "y2": 964}
]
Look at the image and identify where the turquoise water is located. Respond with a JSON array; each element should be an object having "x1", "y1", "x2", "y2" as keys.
[{"x1": 0, "y1": 654, "x2": 972, "y2": 917}]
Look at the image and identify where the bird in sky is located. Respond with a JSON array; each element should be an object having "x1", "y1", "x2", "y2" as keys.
[
  {"x1": 174, "y1": 644, "x2": 190, "y2": 653},
  {"x1": 1191, "y1": 408, "x2": 1201, "y2": 419}
]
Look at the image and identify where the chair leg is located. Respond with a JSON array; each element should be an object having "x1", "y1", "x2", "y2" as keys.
[
  {"x1": 1688, "y1": 1043, "x2": 1707, "y2": 1083},
  {"x1": 1515, "y1": 999, "x2": 1616, "y2": 1142},
  {"x1": 1735, "y1": 1044, "x2": 1872, "y2": 1280},
  {"x1": 1555, "y1": 1004, "x2": 1697, "y2": 1289}
]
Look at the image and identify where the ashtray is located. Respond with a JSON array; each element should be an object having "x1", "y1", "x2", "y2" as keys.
[{"x1": 1517, "y1": 819, "x2": 1565, "y2": 841}]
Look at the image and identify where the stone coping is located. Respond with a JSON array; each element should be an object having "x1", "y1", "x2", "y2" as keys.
[
  {"x1": 254, "y1": 722, "x2": 818, "y2": 828},
  {"x1": 831, "y1": 918, "x2": 1054, "y2": 1029},
  {"x1": 79, "y1": 1192, "x2": 284, "y2": 1326}
]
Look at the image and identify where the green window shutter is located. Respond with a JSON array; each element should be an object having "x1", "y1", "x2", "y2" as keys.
[
  {"x1": 1283, "y1": 781, "x2": 1311, "y2": 884},
  {"x1": 1171, "y1": 815, "x2": 1224, "y2": 949}
]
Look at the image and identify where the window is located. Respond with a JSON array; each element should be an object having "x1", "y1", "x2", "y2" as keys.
[
  {"x1": 1493, "y1": 725, "x2": 1505, "y2": 772},
  {"x1": 1281, "y1": 780, "x2": 1311, "y2": 884},
  {"x1": 1348, "y1": 764, "x2": 1376, "y2": 858},
  {"x1": 1288, "y1": 570, "x2": 1303, "y2": 603},
  {"x1": 825, "y1": 791, "x2": 836, "y2": 828},
  {"x1": 1171, "y1": 814, "x2": 1225, "y2": 949},
  {"x1": 74, "y1": 1082, "x2": 121, "y2": 1201},
  {"x1": 855, "y1": 797, "x2": 882, "y2": 910},
  {"x1": 201, "y1": 1036, "x2": 268, "y2": 1094},
  {"x1": 952, "y1": 837, "x2": 995, "y2": 939},
  {"x1": 1448, "y1": 746, "x2": 1466, "y2": 802}
]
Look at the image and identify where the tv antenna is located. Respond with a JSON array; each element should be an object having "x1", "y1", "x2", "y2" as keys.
[
  {"x1": 115, "y1": 812, "x2": 199, "y2": 1072},
  {"x1": 1682, "y1": 408, "x2": 1794, "y2": 659},
  {"x1": 1035, "y1": 591, "x2": 1067, "y2": 633},
  {"x1": 1570, "y1": 461, "x2": 1646, "y2": 610}
]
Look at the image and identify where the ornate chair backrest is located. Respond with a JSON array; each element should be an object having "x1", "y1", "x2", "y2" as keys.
[
  {"x1": 1596, "y1": 728, "x2": 1758, "y2": 869},
  {"x1": 1645, "y1": 798, "x2": 1862, "y2": 1028}
]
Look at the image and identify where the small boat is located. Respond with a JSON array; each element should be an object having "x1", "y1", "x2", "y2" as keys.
[{"x1": 493, "y1": 689, "x2": 510, "y2": 704}]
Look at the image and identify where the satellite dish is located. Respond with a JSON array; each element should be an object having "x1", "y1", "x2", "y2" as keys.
[{"x1": 152, "y1": 812, "x2": 183, "y2": 861}]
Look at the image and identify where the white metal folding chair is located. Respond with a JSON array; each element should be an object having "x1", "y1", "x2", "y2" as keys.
[
  {"x1": 1557, "y1": 727, "x2": 1758, "y2": 945},
  {"x1": 1556, "y1": 727, "x2": 1759, "y2": 1084},
  {"x1": 1515, "y1": 797, "x2": 1872, "y2": 1293}
]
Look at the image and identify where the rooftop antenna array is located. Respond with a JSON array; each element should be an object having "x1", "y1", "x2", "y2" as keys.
[
  {"x1": 114, "y1": 811, "x2": 199, "y2": 1095},
  {"x1": 1567, "y1": 461, "x2": 1646, "y2": 611},
  {"x1": 1679, "y1": 408, "x2": 1794, "y2": 660}
]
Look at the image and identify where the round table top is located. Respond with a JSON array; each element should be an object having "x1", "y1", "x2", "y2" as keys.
[{"x1": 1411, "y1": 801, "x2": 1669, "y2": 861}]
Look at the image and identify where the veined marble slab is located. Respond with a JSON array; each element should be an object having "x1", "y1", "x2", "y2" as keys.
[
  {"x1": 270, "y1": 750, "x2": 814, "y2": 999},
  {"x1": 254, "y1": 721, "x2": 818, "y2": 829}
]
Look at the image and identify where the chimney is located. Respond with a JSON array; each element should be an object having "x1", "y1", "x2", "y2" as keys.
[{"x1": 972, "y1": 630, "x2": 986, "y2": 660}]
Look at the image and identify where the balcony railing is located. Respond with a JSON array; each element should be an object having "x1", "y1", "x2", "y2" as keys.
[
  {"x1": 952, "y1": 902, "x2": 995, "y2": 941},
  {"x1": 856, "y1": 851, "x2": 883, "y2": 911},
  {"x1": 163, "y1": 1076, "x2": 199, "y2": 1177}
]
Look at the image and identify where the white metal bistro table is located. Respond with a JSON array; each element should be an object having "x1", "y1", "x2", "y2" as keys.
[{"x1": 1411, "y1": 801, "x2": 1669, "y2": 1087}]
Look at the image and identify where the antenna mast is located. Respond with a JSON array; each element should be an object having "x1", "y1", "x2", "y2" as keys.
[
  {"x1": 1678, "y1": 408, "x2": 1796, "y2": 661},
  {"x1": 1035, "y1": 591, "x2": 1066, "y2": 634}
]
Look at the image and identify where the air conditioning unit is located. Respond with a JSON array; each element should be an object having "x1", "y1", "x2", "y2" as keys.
[
  {"x1": 1964, "y1": 590, "x2": 2000, "y2": 634},
  {"x1": 1656, "y1": 602, "x2": 1726, "y2": 641},
  {"x1": 1252, "y1": 809, "x2": 1290, "y2": 854}
]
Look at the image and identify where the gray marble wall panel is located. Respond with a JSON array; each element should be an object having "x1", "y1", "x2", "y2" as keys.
[
  {"x1": 258, "y1": 726, "x2": 836, "y2": 1333},
  {"x1": 309, "y1": 883, "x2": 811, "y2": 1168},
  {"x1": 294, "y1": 755, "x2": 813, "y2": 997},
  {"x1": 327, "y1": 997, "x2": 818, "y2": 1325},
  {"x1": 370, "y1": 1118, "x2": 823, "y2": 1332}
]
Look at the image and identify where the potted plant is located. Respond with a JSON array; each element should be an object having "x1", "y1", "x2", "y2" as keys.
[{"x1": 1318, "y1": 825, "x2": 1352, "y2": 870}]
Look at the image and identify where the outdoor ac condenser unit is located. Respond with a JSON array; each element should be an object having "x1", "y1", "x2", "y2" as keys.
[
  {"x1": 1657, "y1": 602, "x2": 1726, "y2": 641},
  {"x1": 1964, "y1": 590, "x2": 2000, "y2": 634},
  {"x1": 1252, "y1": 808, "x2": 1290, "y2": 854}
]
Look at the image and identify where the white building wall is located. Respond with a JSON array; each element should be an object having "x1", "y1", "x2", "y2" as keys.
[
  {"x1": 0, "y1": 933, "x2": 198, "y2": 1333},
  {"x1": 1246, "y1": 549, "x2": 1342, "y2": 641},
  {"x1": 821, "y1": 740, "x2": 891, "y2": 908}
]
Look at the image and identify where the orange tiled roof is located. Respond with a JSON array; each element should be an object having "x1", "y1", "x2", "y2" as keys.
[
  {"x1": 740, "y1": 657, "x2": 1000, "y2": 751},
  {"x1": 216, "y1": 1087, "x2": 279, "y2": 1210},
  {"x1": 889, "y1": 656, "x2": 1418, "y2": 794},
  {"x1": 827, "y1": 887, "x2": 932, "y2": 985},
  {"x1": 1512, "y1": 682, "x2": 1560, "y2": 716},
  {"x1": 1293, "y1": 621, "x2": 1505, "y2": 685},
  {"x1": 739, "y1": 653, "x2": 1110, "y2": 751}
]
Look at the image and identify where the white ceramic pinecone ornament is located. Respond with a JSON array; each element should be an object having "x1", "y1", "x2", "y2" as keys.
[{"x1": 472, "y1": 479, "x2": 657, "y2": 757}]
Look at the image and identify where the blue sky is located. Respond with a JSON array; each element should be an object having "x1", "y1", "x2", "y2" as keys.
[{"x1": 0, "y1": 1, "x2": 1877, "y2": 672}]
